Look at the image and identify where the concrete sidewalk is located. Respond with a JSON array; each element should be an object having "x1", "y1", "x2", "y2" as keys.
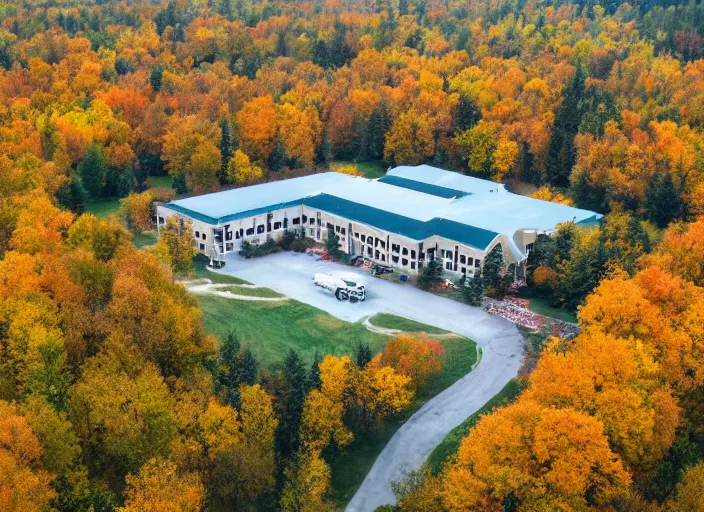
[{"x1": 212, "y1": 252, "x2": 524, "y2": 511}]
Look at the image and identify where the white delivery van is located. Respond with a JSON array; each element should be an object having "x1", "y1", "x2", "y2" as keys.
[{"x1": 313, "y1": 273, "x2": 366, "y2": 302}]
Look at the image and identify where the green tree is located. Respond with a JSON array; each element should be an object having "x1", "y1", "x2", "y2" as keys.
[
  {"x1": 418, "y1": 258, "x2": 443, "y2": 290},
  {"x1": 482, "y1": 244, "x2": 504, "y2": 290},
  {"x1": 267, "y1": 136, "x2": 286, "y2": 172},
  {"x1": 149, "y1": 64, "x2": 164, "y2": 92},
  {"x1": 325, "y1": 227, "x2": 343, "y2": 259},
  {"x1": 276, "y1": 350, "x2": 308, "y2": 459},
  {"x1": 546, "y1": 66, "x2": 585, "y2": 187},
  {"x1": 646, "y1": 170, "x2": 685, "y2": 228},
  {"x1": 462, "y1": 269, "x2": 484, "y2": 306},
  {"x1": 78, "y1": 144, "x2": 107, "y2": 198},
  {"x1": 356, "y1": 342, "x2": 372, "y2": 368},
  {"x1": 219, "y1": 118, "x2": 232, "y2": 186},
  {"x1": 309, "y1": 352, "x2": 321, "y2": 391}
]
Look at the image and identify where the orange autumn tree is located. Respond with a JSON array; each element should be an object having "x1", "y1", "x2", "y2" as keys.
[
  {"x1": 371, "y1": 334, "x2": 444, "y2": 389},
  {"x1": 442, "y1": 397, "x2": 631, "y2": 512}
]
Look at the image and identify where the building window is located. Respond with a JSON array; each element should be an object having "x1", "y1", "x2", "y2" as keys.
[
  {"x1": 199, "y1": 243, "x2": 205, "y2": 251},
  {"x1": 392, "y1": 255, "x2": 399, "y2": 263},
  {"x1": 411, "y1": 262, "x2": 416, "y2": 270},
  {"x1": 446, "y1": 251, "x2": 452, "y2": 260},
  {"x1": 367, "y1": 247, "x2": 372, "y2": 256},
  {"x1": 360, "y1": 234, "x2": 366, "y2": 242},
  {"x1": 440, "y1": 249, "x2": 445, "y2": 258},
  {"x1": 446, "y1": 261, "x2": 452, "y2": 270},
  {"x1": 379, "y1": 240, "x2": 385, "y2": 250},
  {"x1": 411, "y1": 250, "x2": 416, "y2": 259},
  {"x1": 381, "y1": 254, "x2": 385, "y2": 261},
  {"x1": 235, "y1": 231, "x2": 240, "y2": 239},
  {"x1": 402, "y1": 258, "x2": 408, "y2": 266},
  {"x1": 327, "y1": 222, "x2": 334, "y2": 230},
  {"x1": 402, "y1": 247, "x2": 408, "y2": 255},
  {"x1": 460, "y1": 255, "x2": 466, "y2": 264},
  {"x1": 256, "y1": 225, "x2": 264, "y2": 234},
  {"x1": 392, "y1": 244, "x2": 400, "y2": 253},
  {"x1": 302, "y1": 215, "x2": 308, "y2": 223},
  {"x1": 335, "y1": 225, "x2": 341, "y2": 233},
  {"x1": 461, "y1": 267, "x2": 467, "y2": 274},
  {"x1": 292, "y1": 217, "x2": 300, "y2": 225},
  {"x1": 375, "y1": 250, "x2": 380, "y2": 259},
  {"x1": 202, "y1": 233, "x2": 207, "y2": 240},
  {"x1": 525, "y1": 243, "x2": 534, "y2": 255},
  {"x1": 274, "y1": 221, "x2": 282, "y2": 230},
  {"x1": 246, "y1": 228, "x2": 254, "y2": 236},
  {"x1": 475, "y1": 259, "x2": 481, "y2": 268},
  {"x1": 267, "y1": 223, "x2": 272, "y2": 232},
  {"x1": 225, "y1": 228, "x2": 232, "y2": 241},
  {"x1": 195, "y1": 231, "x2": 200, "y2": 238},
  {"x1": 158, "y1": 216, "x2": 165, "y2": 224},
  {"x1": 310, "y1": 218, "x2": 315, "y2": 225},
  {"x1": 226, "y1": 243, "x2": 233, "y2": 251}
]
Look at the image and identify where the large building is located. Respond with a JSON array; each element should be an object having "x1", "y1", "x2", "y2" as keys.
[{"x1": 156, "y1": 165, "x2": 601, "y2": 278}]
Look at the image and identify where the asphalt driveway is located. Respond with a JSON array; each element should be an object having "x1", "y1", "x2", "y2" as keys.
[{"x1": 213, "y1": 252, "x2": 524, "y2": 511}]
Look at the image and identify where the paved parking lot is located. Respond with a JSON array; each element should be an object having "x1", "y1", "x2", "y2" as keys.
[{"x1": 213, "y1": 252, "x2": 524, "y2": 511}]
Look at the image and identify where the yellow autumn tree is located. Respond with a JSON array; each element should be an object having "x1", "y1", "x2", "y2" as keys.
[
  {"x1": 227, "y1": 150, "x2": 264, "y2": 186},
  {"x1": 119, "y1": 457, "x2": 204, "y2": 512}
]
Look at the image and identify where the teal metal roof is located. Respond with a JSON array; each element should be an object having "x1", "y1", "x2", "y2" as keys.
[
  {"x1": 165, "y1": 199, "x2": 304, "y2": 225},
  {"x1": 303, "y1": 194, "x2": 498, "y2": 249},
  {"x1": 377, "y1": 175, "x2": 471, "y2": 199}
]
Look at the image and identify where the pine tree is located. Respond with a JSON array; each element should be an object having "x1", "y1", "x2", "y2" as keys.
[
  {"x1": 356, "y1": 343, "x2": 372, "y2": 368},
  {"x1": 309, "y1": 351, "x2": 321, "y2": 391},
  {"x1": 268, "y1": 136, "x2": 286, "y2": 172},
  {"x1": 218, "y1": 118, "x2": 232, "y2": 185},
  {"x1": 455, "y1": 96, "x2": 481, "y2": 131},
  {"x1": 462, "y1": 269, "x2": 484, "y2": 307},
  {"x1": 277, "y1": 350, "x2": 308, "y2": 459},
  {"x1": 482, "y1": 245, "x2": 504, "y2": 290},
  {"x1": 646, "y1": 170, "x2": 685, "y2": 228},
  {"x1": 150, "y1": 64, "x2": 164, "y2": 92},
  {"x1": 239, "y1": 348, "x2": 258, "y2": 386},
  {"x1": 325, "y1": 227, "x2": 343, "y2": 259},
  {"x1": 418, "y1": 258, "x2": 443, "y2": 290},
  {"x1": 546, "y1": 66, "x2": 585, "y2": 187},
  {"x1": 366, "y1": 105, "x2": 391, "y2": 161},
  {"x1": 78, "y1": 144, "x2": 107, "y2": 198}
]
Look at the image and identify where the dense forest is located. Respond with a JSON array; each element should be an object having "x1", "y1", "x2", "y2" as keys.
[{"x1": 2, "y1": 0, "x2": 704, "y2": 511}]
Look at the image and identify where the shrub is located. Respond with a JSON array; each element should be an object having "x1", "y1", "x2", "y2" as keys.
[{"x1": 372, "y1": 334, "x2": 444, "y2": 390}]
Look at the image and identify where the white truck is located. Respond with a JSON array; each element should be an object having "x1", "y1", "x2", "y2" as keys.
[{"x1": 314, "y1": 273, "x2": 366, "y2": 302}]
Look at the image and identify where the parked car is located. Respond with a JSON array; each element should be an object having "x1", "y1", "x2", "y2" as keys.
[{"x1": 313, "y1": 273, "x2": 366, "y2": 302}]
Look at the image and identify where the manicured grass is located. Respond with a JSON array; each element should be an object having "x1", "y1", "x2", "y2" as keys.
[
  {"x1": 424, "y1": 379, "x2": 523, "y2": 474},
  {"x1": 517, "y1": 286, "x2": 578, "y2": 323},
  {"x1": 85, "y1": 197, "x2": 121, "y2": 218},
  {"x1": 332, "y1": 160, "x2": 386, "y2": 179},
  {"x1": 197, "y1": 295, "x2": 389, "y2": 367},
  {"x1": 327, "y1": 335, "x2": 478, "y2": 506},
  {"x1": 370, "y1": 313, "x2": 450, "y2": 334},
  {"x1": 146, "y1": 175, "x2": 174, "y2": 188},
  {"x1": 220, "y1": 286, "x2": 285, "y2": 298},
  {"x1": 191, "y1": 257, "x2": 252, "y2": 285},
  {"x1": 133, "y1": 231, "x2": 157, "y2": 248}
]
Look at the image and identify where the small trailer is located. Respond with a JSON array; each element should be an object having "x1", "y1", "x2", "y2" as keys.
[{"x1": 314, "y1": 273, "x2": 366, "y2": 302}]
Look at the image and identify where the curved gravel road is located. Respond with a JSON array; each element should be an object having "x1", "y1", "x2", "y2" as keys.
[{"x1": 213, "y1": 252, "x2": 525, "y2": 511}]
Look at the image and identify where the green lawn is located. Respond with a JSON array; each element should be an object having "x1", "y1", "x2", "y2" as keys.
[
  {"x1": 369, "y1": 313, "x2": 450, "y2": 334},
  {"x1": 517, "y1": 286, "x2": 578, "y2": 323},
  {"x1": 133, "y1": 231, "x2": 157, "y2": 248},
  {"x1": 146, "y1": 175, "x2": 174, "y2": 189},
  {"x1": 327, "y1": 335, "x2": 478, "y2": 506},
  {"x1": 198, "y1": 295, "x2": 390, "y2": 366},
  {"x1": 220, "y1": 286, "x2": 285, "y2": 298},
  {"x1": 85, "y1": 197, "x2": 121, "y2": 219},
  {"x1": 191, "y1": 256, "x2": 252, "y2": 285},
  {"x1": 332, "y1": 160, "x2": 386, "y2": 179},
  {"x1": 424, "y1": 379, "x2": 523, "y2": 474}
]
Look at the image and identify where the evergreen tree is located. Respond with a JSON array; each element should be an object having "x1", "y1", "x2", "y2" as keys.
[
  {"x1": 56, "y1": 172, "x2": 87, "y2": 213},
  {"x1": 482, "y1": 244, "x2": 504, "y2": 290},
  {"x1": 316, "y1": 127, "x2": 334, "y2": 166},
  {"x1": 546, "y1": 66, "x2": 585, "y2": 187},
  {"x1": 277, "y1": 350, "x2": 308, "y2": 459},
  {"x1": 418, "y1": 258, "x2": 443, "y2": 290},
  {"x1": 570, "y1": 170, "x2": 606, "y2": 213},
  {"x1": 78, "y1": 144, "x2": 107, "y2": 198},
  {"x1": 172, "y1": 171, "x2": 187, "y2": 194},
  {"x1": 399, "y1": 0, "x2": 409, "y2": 16},
  {"x1": 218, "y1": 118, "x2": 232, "y2": 185},
  {"x1": 455, "y1": 96, "x2": 481, "y2": 131},
  {"x1": 462, "y1": 269, "x2": 484, "y2": 306},
  {"x1": 312, "y1": 39, "x2": 329, "y2": 68},
  {"x1": 356, "y1": 342, "x2": 372, "y2": 368},
  {"x1": 149, "y1": 64, "x2": 164, "y2": 92},
  {"x1": 646, "y1": 170, "x2": 685, "y2": 228},
  {"x1": 268, "y1": 136, "x2": 286, "y2": 172},
  {"x1": 325, "y1": 227, "x2": 343, "y2": 259},
  {"x1": 366, "y1": 104, "x2": 391, "y2": 161},
  {"x1": 309, "y1": 351, "x2": 321, "y2": 391}
]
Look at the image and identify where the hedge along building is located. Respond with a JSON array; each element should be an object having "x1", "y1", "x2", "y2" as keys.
[{"x1": 156, "y1": 165, "x2": 602, "y2": 278}]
